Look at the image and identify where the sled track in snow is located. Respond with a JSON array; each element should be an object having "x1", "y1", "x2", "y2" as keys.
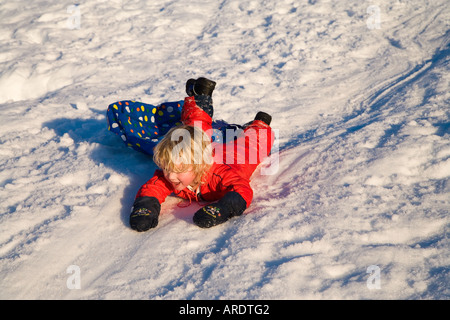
[
  {"x1": 281, "y1": 31, "x2": 450, "y2": 153},
  {"x1": 350, "y1": 32, "x2": 450, "y2": 127}
]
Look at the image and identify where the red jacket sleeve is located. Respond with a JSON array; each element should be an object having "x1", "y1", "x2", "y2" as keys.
[
  {"x1": 135, "y1": 170, "x2": 173, "y2": 204},
  {"x1": 212, "y1": 165, "x2": 254, "y2": 208}
]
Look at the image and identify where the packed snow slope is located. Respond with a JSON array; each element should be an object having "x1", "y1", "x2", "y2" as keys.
[{"x1": 1, "y1": 0, "x2": 449, "y2": 299}]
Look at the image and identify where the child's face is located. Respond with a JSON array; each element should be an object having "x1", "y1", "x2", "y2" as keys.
[{"x1": 163, "y1": 168, "x2": 197, "y2": 191}]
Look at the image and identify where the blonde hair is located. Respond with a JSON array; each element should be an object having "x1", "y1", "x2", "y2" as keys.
[{"x1": 153, "y1": 125, "x2": 213, "y2": 185}]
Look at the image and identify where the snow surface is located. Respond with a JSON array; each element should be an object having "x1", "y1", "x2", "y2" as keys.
[{"x1": 0, "y1": 0, "x2": 449, "y2": 299}]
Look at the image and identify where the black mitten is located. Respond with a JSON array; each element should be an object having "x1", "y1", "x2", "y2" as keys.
[
  {"x1": 193, "y1": 192, "x2": 247, "y2": 228},
  {"x1": 130, "y1": 197, "x2": 161, "y2": 232}
]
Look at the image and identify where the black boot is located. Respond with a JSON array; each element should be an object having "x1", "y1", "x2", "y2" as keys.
[
  {"x1": 254, "y1": 111, "x2": 272, "y2": 126},
  {"x1": 185, "y1": 77, "x2": 216, "y2": 118},
  {"x1": 186, "y1": 77, "x2": 216, "y2": 97},
  {"x1": 186, "y1": 79, "x2": 196, "y2": 96}
]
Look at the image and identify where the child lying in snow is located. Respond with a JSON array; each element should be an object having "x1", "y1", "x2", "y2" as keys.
[{"x1": 127, "y1": 77, "x2": 274, "y2": 230}]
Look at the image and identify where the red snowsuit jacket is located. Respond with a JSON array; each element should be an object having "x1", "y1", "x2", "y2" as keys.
[{"x1": 135, "y1": 96, "x2": 274, "y2": 209}]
